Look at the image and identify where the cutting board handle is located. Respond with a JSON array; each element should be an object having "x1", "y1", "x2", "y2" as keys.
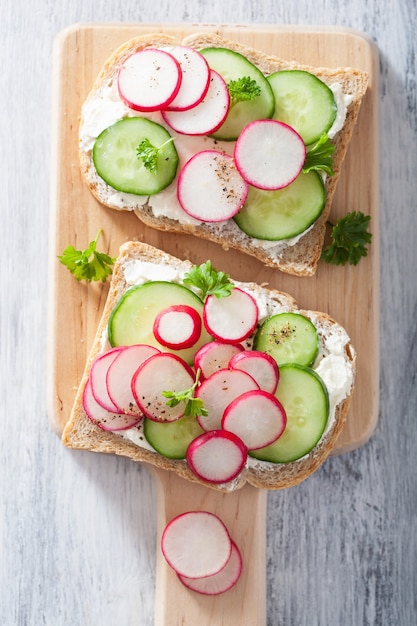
[{"x1": 152, "y1": 468, "x2": 267, "y2": 626}]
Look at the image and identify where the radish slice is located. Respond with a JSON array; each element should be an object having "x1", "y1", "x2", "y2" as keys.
[
  {"x1": 89, "y1": 347, "x2": 123, "y2": 412},
  {"x1": 186, "y1": 430, "x2": 248, "y2": 484},
  {"x1": 106, "y1": 344, "x2": 160, "y2": 416},
  {"x1": 161, "y1": 511, "x2": 232, "y2": 579},
  {"x1": 196, "y1": 368, "x2": 259, "y2": 431},
  {"x1": 162, "y1": 69, "x2": 230, "y2": 135},
  {"x1": 83, "y1": 378, "x2": 142, "y2": 432},
  {"x1": 229, "y1": 350, "x2": 279, "y2": 394},
  {"x1": 118, "y1": 48, "x2": 182, "y2": 112},
  {"x1": 203, "y1": 287, "x2": 259, "y2": 343},
  {"x1": 178, "y1": 540, "x2": 242, "y2": 595},
  {"x1": 153, "y1": 304, "x2": 202, "y2": 350},
  {"x1": 234, "y1": 119, "x2": 306, "y2": 190},
  {"x1": 222, "y1": 389, "x2": 287, "y2": 450},
  {"x1": 194, "y1": 341, "x2": 244, "y2": 380},
  {"x1": 177, "y1": 150, "x2": 248, "y2": 222},
  {"x1": 132, "y1": 352, "x2": 195, "y2": 422},
  {"x1": 163, "y1": 46, "x2": 210, "y2": 111}
]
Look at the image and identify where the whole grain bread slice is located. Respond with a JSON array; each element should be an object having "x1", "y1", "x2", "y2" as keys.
[
  {"x1": 79, "y1": 32, "x2": 368, "y2": 276},
  {"x1": 61, "y1": 241, "x2": 356, "y2": 492}
]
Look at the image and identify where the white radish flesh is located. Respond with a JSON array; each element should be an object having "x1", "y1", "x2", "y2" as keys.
[
  {"x1": 196, "y1": 368, "x2": 259, "y2": 431},
  {"x1": 186, "y1": 430, "x2": 248, "y2": 484},
  {"x1": 162, "y1": 69, "x2": 230, "y2": 135},
  {"x1": 177, "y1": 150, "x2": 248, "y2": 222},
  {"x1": 222, "y1": 389, "x2": 287, "y2": 450},
  {"x1": 89, "y1": 347, "x2": 123, "y2": 412},
  {"x1": 234, "y1": 119, "x2": 306, "y2": 190},
  {"x1": 153, "y1": 304, "x2": 202, "y2": 350},
  {"x1": 229, "y1": 350, "x2": 279, "y2": 394},
  {"x1": 161, "y1": 511, "x2": 232, "y2": 579},
  {"x1": 163, "y1": 46, "x2": 210, "y2": 111},
  {"x1": 106, "y1": 344, "x2": 160, "y2": 415},
  {"x1": 194, "y1": 341, "x2": 244, "y2": 380},
  {"x1": 83, "y1": 378, "x2": 142, "y2": 432},
  {"x1": 132, "y1": 352, "x2": 195, "y2": 422},
  {"x1": 178, "y1": 540, "x2": 242, "y2": 595},
  {"x1": 203, "y1": 287, "x2": 259, "y2": 343},
  {"x1": 118, "y1": 48, "x2": 182, "y2": 112}
]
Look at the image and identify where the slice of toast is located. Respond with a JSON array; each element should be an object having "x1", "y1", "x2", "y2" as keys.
[
  {"x1": 61, "y1": 241, "x2": 356, "y2": 492},
  {"x1": 79, "y1": 33, "x2": 368, "y2": 276}
]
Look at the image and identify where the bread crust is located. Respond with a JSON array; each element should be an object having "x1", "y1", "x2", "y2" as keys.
[
  {"x1": 61, "y1": 241, "x2": 356, "y2": 492},
  {"x1": 79, "y1": 32, "x2": 368, "y2": 277}
]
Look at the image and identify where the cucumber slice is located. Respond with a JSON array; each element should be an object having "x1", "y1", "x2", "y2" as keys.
[
  {"x1": 249, "y1": 363, "x2": 329, "y2": 463},
  {"x1": 253, "y1": 312, "x2": 319, "y2": 366},
  {"x1": 233, "y1": 170, "x2": 325, "y2": 240},
  {"x1": 108, "y1": 281, "x2": 212, "y2": 364},
  {"x1": 144, "y1": 414, "x2": 204, "y2": 459},
  {"x1": 200, "y1": 47, "x2": 275, "y2": 140},
  {"x1": 268, "y1": 70, "x2": 337, "y2": 145},
  {"x1": 92, "y1": 117, "x2": 178, "y2": 195}
]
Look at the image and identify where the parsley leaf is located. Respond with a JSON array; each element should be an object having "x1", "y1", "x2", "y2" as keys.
[
  {"x1": 162, "y1": 369, "x2": 208, "y2": 418},
  {"x1": 57, "y1": 229, "x2": 116, "y2": 282},
  {"x1": 136, "y1": 137, "x2": 174, "y2": 173},
  {"x1": 303, "y1": 134, "x2": 335, "y2": 175},
  {"x1": 228, "y1": 76, "x2": 261, "y2": 106},
  {"x1": 321, "y1": 212, "x2": 372, "y2": 266},
  {"x1": 183, "y1": 260, "x2": 234, "y2": 300}
]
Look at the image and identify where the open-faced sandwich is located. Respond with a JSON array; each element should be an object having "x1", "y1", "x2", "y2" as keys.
[
  {"x1": 62, "y1": 242, "x2": 356, "y2": 492},
  {"x1": 78, "y1": 32, "x2": 368, "y2": 276}
]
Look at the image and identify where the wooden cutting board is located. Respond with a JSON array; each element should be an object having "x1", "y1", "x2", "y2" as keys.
[{"x1": 47, "y1": 23, "x2": 379, "y2": 626}]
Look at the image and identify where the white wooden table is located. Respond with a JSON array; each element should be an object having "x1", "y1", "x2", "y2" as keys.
[{"x1": 1, "y1": 1, "x2": 416, "y2": 625}]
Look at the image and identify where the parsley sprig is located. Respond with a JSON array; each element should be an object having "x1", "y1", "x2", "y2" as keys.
[
  {"x1": 136, "y1": 137, "x2": 174, "y2": 173},
  {"x1": 162, "y1": 369, "x2": 208, "y2": 418},
  {"x1": 303, "y1": 134, "x2": 335, "y2": 175},
  {"x1": 321, "y1": 212, "x2": 372, "y2": 266},
  {"x1": 183, "y1": 260, "x2": 234, "y2": 301},
  {"x1": 228, "y1": 76, "x2": 261, "y2": 106},
  {"x1": 58, "y1": 229, "x2": 116, "y2": 282}
]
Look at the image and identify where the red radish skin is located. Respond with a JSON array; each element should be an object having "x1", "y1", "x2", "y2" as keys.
[
  {"x1": 194, "y1": 341, "x2": 244, "y2": 380},
  {"x1": 83, "y1": 378, "x2": 142, "y2": 432},
  {"x1": 163, "y1": 46, "x2": 210, "y2": 112},
  {"x1": 229, "y1": 350, "x2": 280, "y2": 394},
  {"x1": 203, "y1": 287, "x2": 259, "y2": 343},
  {"x1": 177, "y1": 150, "x2": 248, "y2": 222},
  {"x1": 153, "y1": 304, "x2": 202, "y2": 350},
  {"x1": 162, "y1": 69, "x2": 230, "y2": 135},
  {"x1": 161, "y1": 511, "x2": 232, "y2": 579},
  {"x1": 132, "y1": 352, "x2": 195, "y2": 422},
  {"x1": 178, "y1": 540, "x2": 242, "y2": 595},
  {"x1": 222, "y1": 389, "x2": 287, "y2": 450},
  {"x1": 118, "y1": 48, "x2": 182, "y2": 112},
  {"x1": 186, "y1": 430, "x2": 248, "y2": 484},
  {"x1": 234, "y1": 119, "x2": 306, "y2": 190},
  {"x1": 89, "y1": 347, "x2": 123, "y2": 412},
  {"x1": 106, "y1": 344, "x2": 160, "y2": 416},
  {"x1": 196, "y1": 368, "x2": 259, "y2": 431}
]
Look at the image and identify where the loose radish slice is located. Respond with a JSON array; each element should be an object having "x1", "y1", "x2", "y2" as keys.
[
  {"x1": 186, "y1": 430, "x2": 248, "y2": 484},
  {"x1": 153, "y1": 304, "x2": 202, "y2": 350},
  {"x1": 163, "y1": 46, "x2": 210, "y2": 111},
  {"x1": 196, "y1": 368, "x2": 259, "y2": 431},
  {"x1": 118, "y1": 48, "x2": 182, "y2": 112},
  {"x1": 222, "y1": 389, "x2": 287, "y2": 450},
  {"x1": 177, "y1": 150, "x2": 248, "y2": 222},
  {"x1": 162, "y1": 69, "x2": 230, "y2": 135},
  {"x1": 106, "y1": 344, "x2": 160, "y2": 415},
  {"x1": 132, "y1": 352, "x2": 195, "y2": 422},
  {"x1": 178, "y1": 540, "x2": 242, "y2": 595},
  {"x1": 161, "y1": 511, "x2": 232, "y2": 579},
  {"x1": 229, "y1": 350, "x2": 279, "y2": 394},
  {"x1": 89, "y1": 347, "x2": 123, "y2": 412},
  {"x1": 83, "y1": 378, "x2": 142, "y2": 431},
  {"x1": 203, "y1": 287, "x2": 259, "y2": 343},
  {"x1": 194, "y1": 341, "x2": 244, "y2": 380},
  {"x1": 234, "y1": 119, "x2": 306, "y2": 190}
]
